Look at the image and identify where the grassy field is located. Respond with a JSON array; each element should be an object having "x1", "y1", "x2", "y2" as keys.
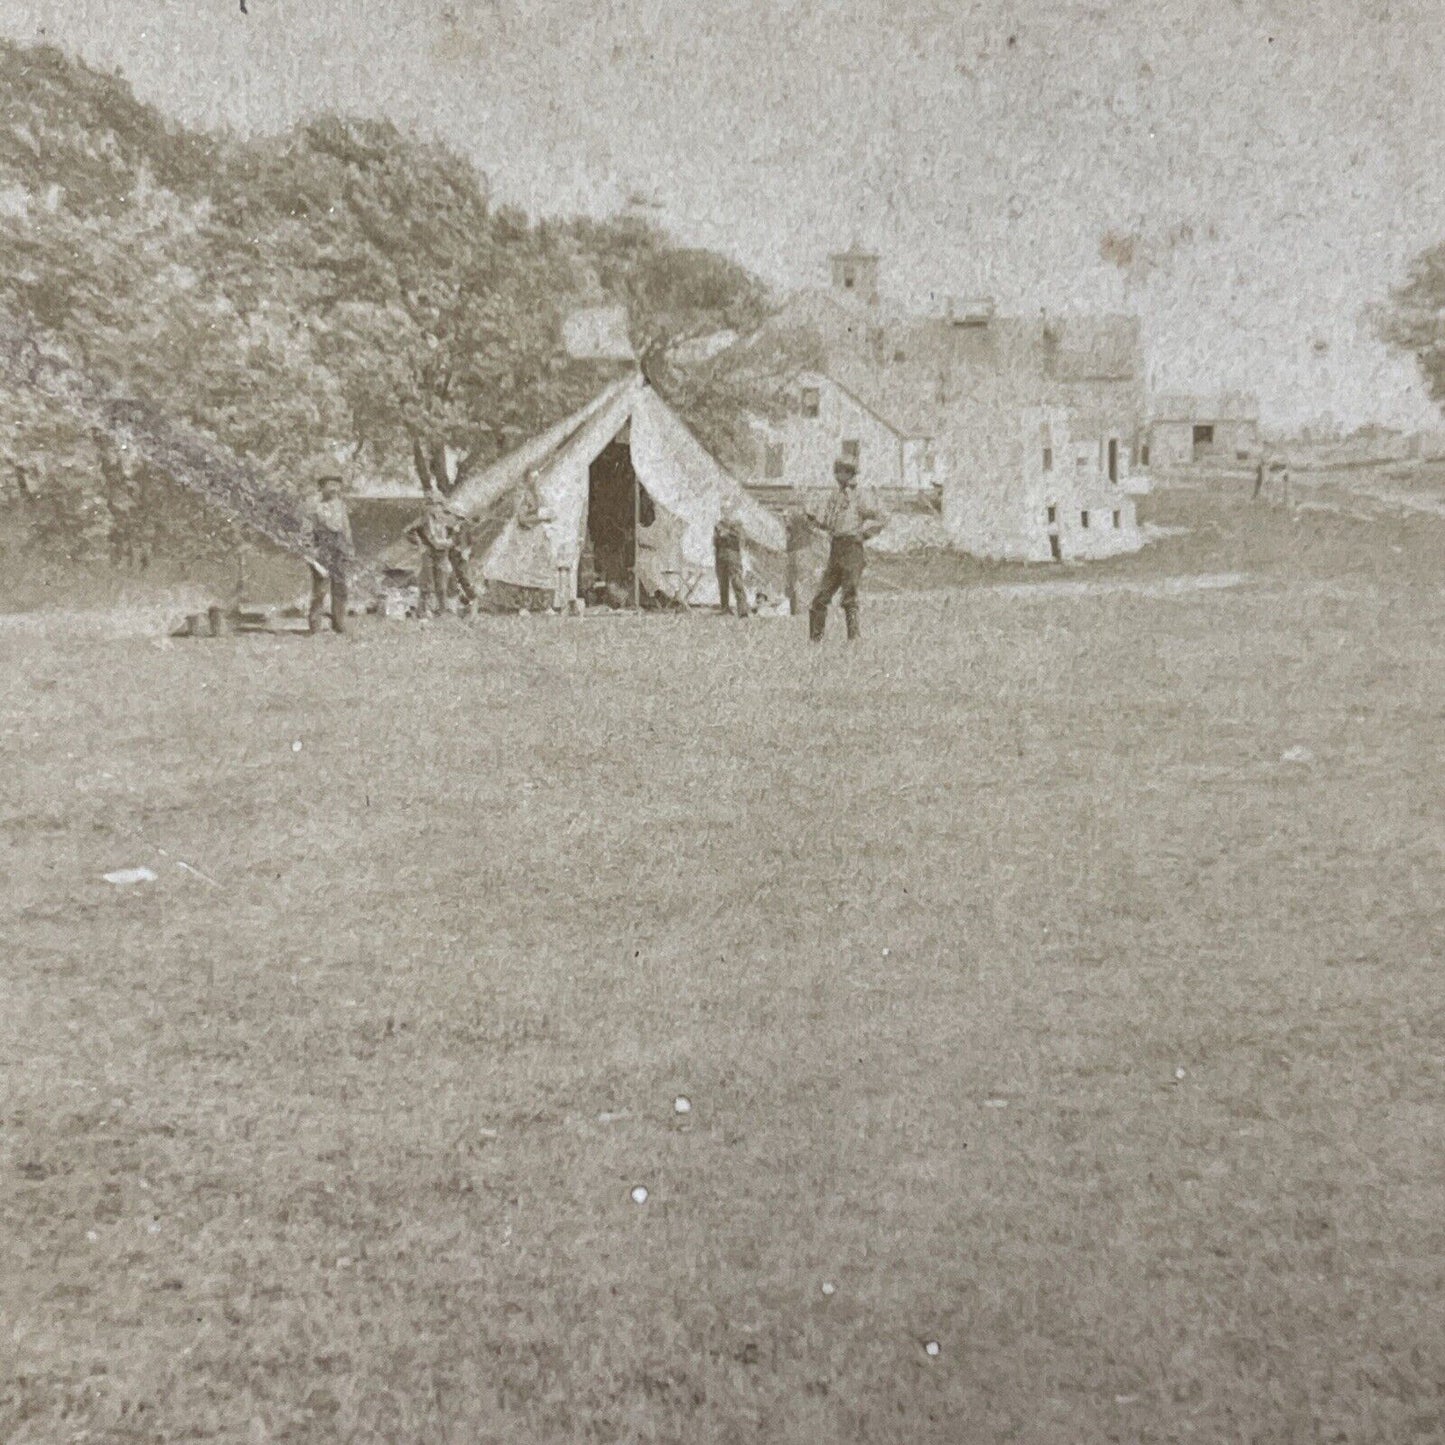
[{"x1": 3, "y1": 487, "x2": 1444, "y2": 1443}]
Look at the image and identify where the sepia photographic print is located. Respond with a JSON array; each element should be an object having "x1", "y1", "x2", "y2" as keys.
[{"x1": 2, "y1": 1, "x2": 1444, "y2": 1441}]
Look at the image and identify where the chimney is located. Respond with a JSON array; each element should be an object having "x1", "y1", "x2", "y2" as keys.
[{"x1": 829, "y1": 249, "x2": 881, "y2": 305}]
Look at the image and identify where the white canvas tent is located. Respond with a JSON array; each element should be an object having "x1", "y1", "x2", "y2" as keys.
[{"x1": 400, "y1": 374, "x2": 786, "y2": 609}]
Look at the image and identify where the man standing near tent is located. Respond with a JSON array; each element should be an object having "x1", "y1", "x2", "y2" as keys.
[
  {"x1": 305, "y1": 463, "x2": 354, "y2": 635},
  {"x1": 807, "y1": 456, "x2": 885, "y2": 642},
  {"x1": 712, "y1": 499, "x2": 749, "y2": 618},
  {"x1": 444, "y1": 498, "x2": 479, "y2": 614},
  {"x1": 405, "y1": 487, "x2": 454, "y2": 618}
]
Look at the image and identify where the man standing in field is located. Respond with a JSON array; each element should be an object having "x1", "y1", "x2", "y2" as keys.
[
  {"x1": 807, "y1": 455, "x2": 884, "y2": 642},
  {"x1": 1253, "y1": 453, "x2": 1267, "y2": 500},
  {"x1": 305, "y1": 464, "x2": 354, "y2": 635},
  {"x1": 712, "y1": 499, "x2": 749, "y2": 618},
  {"x1": 444, "y1": 498, "x2": 479, "y2": 614},
  {"x1": 405, "y1": 487, "x2": 455, "y2": 618}
]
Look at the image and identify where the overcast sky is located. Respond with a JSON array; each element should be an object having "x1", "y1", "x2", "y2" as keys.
[{"x1": 6, "y1": 0, "x2": 1444, "y2": 430}]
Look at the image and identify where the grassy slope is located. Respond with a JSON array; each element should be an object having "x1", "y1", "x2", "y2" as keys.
[{"x1": 2, "y1": 487, "x2": 1444, "y2": 1443}]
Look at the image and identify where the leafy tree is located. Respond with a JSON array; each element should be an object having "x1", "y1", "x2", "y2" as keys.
[
  {"x1": 565, "y1": 216, "x2": 819, "y2": 470},
  {"x1": 1376, "y1": 242, "x2": 1445, "y2": 411},
  {"x1": 0, "y1": 35, "x2": 814, "y2": 582},
  {"x1": 215, "y1": 118, "x2": 619, "y2": 496},
  {"x1": 0, "y1": 43, "x2": 334, "y2": 561}
]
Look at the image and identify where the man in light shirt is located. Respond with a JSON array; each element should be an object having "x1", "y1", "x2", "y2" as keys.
[
  {"x1": 404, "y1": 488, "x2": 455, "y2": 618},
  {"x1": 305, "y1": 465, "x2": 354, "y2": 635},
  {"x1": 807, "y1": 456, "x2": 884, "y2": 642}
]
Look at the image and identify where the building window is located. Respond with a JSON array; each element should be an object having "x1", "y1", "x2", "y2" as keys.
[
  {"x1": 1042, "y1": 447, "x2": 1053, "y2": 472},
  {"x1": 764, "y1": 443, "x2": 784, "y2": 480},
  {"x1": 841, "y1": 438, "x2": 860, "y2": 463},
  {"x1": 1076, "y1": 454, "x2": 1089, "y2": 468},
  {"x1": 1112, "y1": 509, "x2": 1121, "y2": 529},
  {"x1": 1141, "y1": 443, "x2": 1150, "y2": 466},
  {"x1": 801, "y1": 387, "x2": 820, "y2": 418},
  {"x1": 1046, "y1": 503, "x2": 1057, "y2": 525},
  {"x1": 1193, "y1": 424, "x2": 1215, "y2": 447},
  {"x1": 893, "y1": 348, "x2": 907, "y2": 364},
  {"x1": 842, "y1": 267, "x2": 857, "y2": 290},
  {"x1": 1080, "y1": 510, "x2": 1090, "y2": 529}
]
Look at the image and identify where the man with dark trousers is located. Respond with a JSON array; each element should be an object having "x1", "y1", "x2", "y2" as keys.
[
  {"x1": 712, "y1": 500, "x2": 749, "y2": 618},
  {"x1": 444, "y1": 498, "x2": 479, "y2": 614},
  {"x1": 807, "y1": 456, "x2": 884, "y2": 642},
  {"x1": 405, "y1": 487, "x2": 455, "y2": 618},
  {"x1": 305, "y1": 465, "x2": 354, "y2": 635}
]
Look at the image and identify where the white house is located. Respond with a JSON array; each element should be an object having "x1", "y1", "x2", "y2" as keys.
[
  {"x1": 941, "y1": 406, "x2": 1142, "y2": 562},
  {"x1": 751, "y1": 371, "x2": 936, "y2": 494},
  {"x1": 740, "y1": 254, "x2": 1151, "y2": 562}
]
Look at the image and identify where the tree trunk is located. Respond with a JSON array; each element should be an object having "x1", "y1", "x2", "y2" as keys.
[
  {"x1": 410, "y1": 434, "x2": 434, "y2": 491},
  {"x1": 429, "y1": 443, "x2": 451, "y2": 496},
  {"x1": 451, "y1": 448, "x2": 482, "y2": 495}
]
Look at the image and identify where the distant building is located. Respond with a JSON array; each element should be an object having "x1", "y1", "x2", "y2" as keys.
[
  {"x1": 828, "y1": 248, "x2": 881, "y2": 306},
  {"x1": 754, "y1": 370, "x2": 935, "y2": 495},
  {"x1": 743, "y1": 254, "x2": 1147, "y2": 561},
  {"x1": 943, "y1": 405, "x2": 1141, "y2": 563},
  {"x1": 1147, "y1": 393, "x2": 1260, "y2": 466}
]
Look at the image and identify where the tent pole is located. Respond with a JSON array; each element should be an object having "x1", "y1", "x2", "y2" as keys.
[{"x1": 632, "y1": 466, "x2": 641, "y2": 611}]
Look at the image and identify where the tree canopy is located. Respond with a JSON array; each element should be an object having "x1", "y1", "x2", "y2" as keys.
[
  {"x1": 1376, "y1": 242, "x2": 1445, "y2": 413},
  {"x1": 0, "y1": 39, "x2": 802, "y2": 565}
]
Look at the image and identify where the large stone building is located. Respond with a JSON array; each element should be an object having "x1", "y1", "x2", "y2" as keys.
[{"x1": 746, "y1": 256, "x2": 1149, "y2": 561}]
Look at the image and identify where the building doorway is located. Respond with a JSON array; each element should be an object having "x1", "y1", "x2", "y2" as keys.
[
  {"x1": 1107, "y1": 438, "x2": 1119, "y2": 484},
  {"x1": 1191, "y1": 424, "x2": 1215, "y2": 462},
  {"x1": 583, "y1": 426, "x2": 655, "y2": 600}
]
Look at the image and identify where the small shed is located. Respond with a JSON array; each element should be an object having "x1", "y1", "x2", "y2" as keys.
[{"x1": 1148, "y1": 393, "x2": 1261, "y2": 466}]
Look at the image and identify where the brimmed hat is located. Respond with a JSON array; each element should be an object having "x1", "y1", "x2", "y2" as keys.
[{"x1": 310, "y1": 456, "x2": 345, "y2": 487}]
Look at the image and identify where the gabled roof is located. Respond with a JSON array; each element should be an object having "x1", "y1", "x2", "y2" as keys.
[
  {"x1": 761, "y1": 291, "x2": 1143, "y2": 442},
  {"x1": 445, "y1": 376, "x2": 634, "y2": 520},
  {"x1": 796, "y1": 370, "x2": 917, "y2": 442}
]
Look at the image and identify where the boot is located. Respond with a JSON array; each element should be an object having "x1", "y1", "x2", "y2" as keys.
[
  {"x1": 808, "y1": 605, "x2": 826, "y2": 642},
  {"x1": 844, "y1": 605, "x2": 860, "y2": 641}
]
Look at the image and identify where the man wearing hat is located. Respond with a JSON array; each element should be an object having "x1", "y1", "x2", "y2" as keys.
[
  {"x1": 444, "y1": 499, "x2": 479, "y2": 614},
  {"x1": 712, "y1": 498, "x2": 749, "y2": 618},
  {"x1": 404, "y1": 486, "x2": 456, "y2": 618},
  {"x1": 304, "y1": 462, "x2": 354, "y2": 634},
  {"x1": 807, "y1": 454, "x2": 884, "y2": 641}
]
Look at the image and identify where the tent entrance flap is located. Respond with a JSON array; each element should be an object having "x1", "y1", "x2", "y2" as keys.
[{"x1": 584, "y1": 433, "x2": 655, "y2": 594}]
